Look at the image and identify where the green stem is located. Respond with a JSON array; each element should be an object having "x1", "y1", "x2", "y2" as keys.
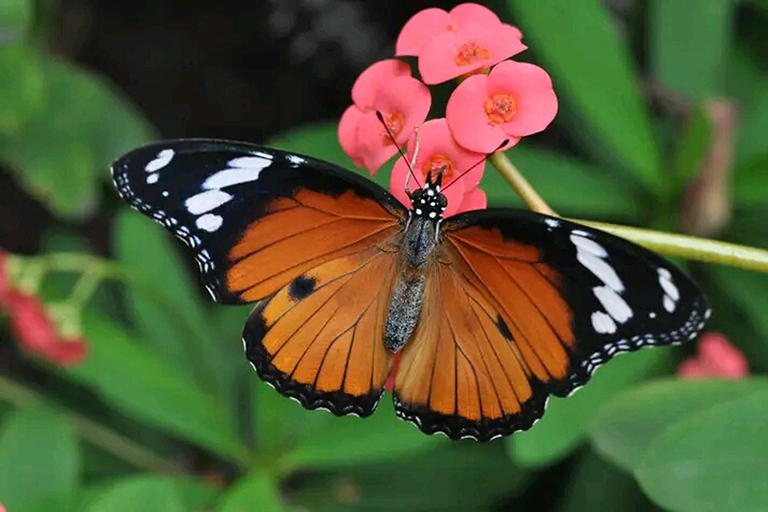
[
  {"x1": 489, "y1": 151, "x2": 768, "y2": 273},
  {"x1": 0, "y1": 373, "x2": 187, "y2": 475}
]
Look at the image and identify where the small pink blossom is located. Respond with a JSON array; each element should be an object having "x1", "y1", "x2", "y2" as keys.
[
  {"x1": 677, "y1": 332, "x2": 749, "y2": 379},
  {"x1": 389, "y1": 118, "x2": 486, "y2": 217},
  {"x1": 338, "y1": 59, "x2": 431, "y2": 175},
  {"x1": 446, "y1": 60, "x2": 558, "y2": 153},
  {"x1": 396, "y1": 3, "x2": 526, "y2": 84},
  {"x1": 457, "y1": 186, "x2": 487, "y2": 213},
  {"x1": 3, "y1": 289, "x2": 89, "y2": 367}
]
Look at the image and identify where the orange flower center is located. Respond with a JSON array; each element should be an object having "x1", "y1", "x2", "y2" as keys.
[
  {"x1": 484, "y1": 93, "x2": 517, "y2": 124},
  {"x1": 381, "y1": 112, "x2": 404, "y2": 145},
  {"x1": 421, "y1": 154, "x2": 455, "y2": 183},
  {"x1": 455, "y1": 41, "x2": 490, "y2": 67}
]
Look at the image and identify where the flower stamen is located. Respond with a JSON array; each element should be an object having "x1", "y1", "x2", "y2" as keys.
[
  {"x1": 484, "y1": 93, "x2": 517, "y2": 125},
  {"x1": 455, "y1": 41, "x2": 491, "y2": 67},
  {"x1": 421, "y1": 155, "x2": 455, "y2": 183}
]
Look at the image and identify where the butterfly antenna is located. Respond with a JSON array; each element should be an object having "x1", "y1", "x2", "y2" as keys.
[
  {"x1": 375, "y1": 111, "x2": 422, "y2": 195},
  {"x1": 441, "y1": 140, "x2": 510, "y2": 193}
]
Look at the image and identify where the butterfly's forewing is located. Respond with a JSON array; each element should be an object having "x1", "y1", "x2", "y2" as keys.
[
  {"x1": 393, "y1": 210, "x2": 709, "y2": 441},
  {"x1": 112, "y1": 139, "x2": 406, "y2": 415}
]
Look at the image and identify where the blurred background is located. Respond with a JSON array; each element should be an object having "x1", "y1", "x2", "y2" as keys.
[{"x1": 1, "y1": 1, "x2": 768, "y2": 511}]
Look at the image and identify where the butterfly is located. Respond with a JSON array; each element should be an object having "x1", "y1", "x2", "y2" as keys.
[{"x1": 112, "y1": 139, "x2": 710, "y2": 441}]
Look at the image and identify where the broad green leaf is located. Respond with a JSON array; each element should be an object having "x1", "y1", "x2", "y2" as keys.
[
  {"x1": 650, "y1": 0, "x2": 733, "y2": 99},
  {"x1": 509, "y1": 349, "x2": 670, "y2": 467},
  {"x1": 77, "y1": 478, "x2": 218, "y2": 512},
  {"x1": 0, "y1": 45, "x2": 44, "y2": 134},
  {"x1": 67, "y1": 313, "x2": 247, "y2": 463},
  {"x1": 589, "y1": 378, "x2": 768, "y2": 472},
  {"x1": 636, "y1": 390, "x2": 768, "y2": 512},
  {"x1": 507, "y1": 1, "x2": 662, "y2": 193},
  {"x1": 292, "y1": 443, "x2": 528, "y2": 512},
  {"x1": 489, "y1": 146, "x2": 644, "y2": 219},
  {"x1": 0, "y1": 57, "x2": 152, "y2": 219},
  {"x1": 269, "y1": 122, "x2": 393, "y2": 189},
  {"x1": 0, "y1": 404, "x2": 80, "y2": 512},
  {"x1": 217, "y1": 472, "x2": 285, "y2": 512},
  {"x1": 282, "y1": 398, "x2": 441, "y2": 471},
  {"x1": 0, "y1": 0, "x2": 31, "y2": 42},
  {"x1": 710, "y1": 266, "x2": 768, "y2": 340},
  {"x1": 114, "y1": 210, "x2": 232, "y2": 401},
  {"x1": 557, "y1": 450, "x2": 655, "y2": 512},
  {"x1": 85, "y1": 476, "x2": 185, "y2": 512}
]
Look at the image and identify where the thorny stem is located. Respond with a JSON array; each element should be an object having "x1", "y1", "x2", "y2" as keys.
[
  {"x1": 489, "y1": 151, "x2": 768, "y2": 273},
  {"x1": 0, "y1": 373, "x2": 187, "y2": 475}
]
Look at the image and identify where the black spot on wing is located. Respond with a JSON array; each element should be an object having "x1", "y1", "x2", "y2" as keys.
[
  {"x1": 495, "y1": 314, "x2": 514, "y2": 342},
  {"x1": 289, "y1": 275, "x2": 317, "y2": 301}
]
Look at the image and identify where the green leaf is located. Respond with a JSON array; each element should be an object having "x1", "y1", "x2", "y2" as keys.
[
  {"x1": 650, "y1": 0, "x2": 733, "y2": 99},
  {"x1": 268, "y1": 122, "x2": 392, "y2": 189},
  {"x1": 710, "y1": 265, "x2": 768, "y2": 340},
  {"x1": 670, "y1": 105, "x2": 713, "y2": 187},
  {"x1": 85, "y1": 476, "x2": 185, "y2": 512},
  {"x1": 0, "y1": 56, "x2": 153, "y2": 219},
  {"x1": 508, "y1": 349, "x2": 670, "y2": 467},
  {"x1": 282, "y1": 398, "x2": 441, "y2": 471},
  {"x1": 733, "y1": 156, "x2": 768, "y2": 207},
  {"x1": 636, "y1": 390, "x2": 768, "y2": 512},
  {"x1": 113, "y1": 209, "x2": 232, "y2": 398},
  {"x1": 507, "y1": 1, "x2": 662, "y2": 193},
  {"x1": 66, "y1": 313, "x2": 247, "y2": 463},
  {"x1": 0, "y1": 45, "x2": 45, "y2": 134},
  {"x1": 0, "y1": 0, "x2": 32, "y2": 43},
  {"x1": 216, "y1": 472, "x2": 285, "y2": 512},
  {"x1": 557, "y1": 450, "x2": 655, "y2": 512},
  {"x1": 736, "y1": 79, "x2": 768, "y2": 168},
  {"x1": 292, "y1": 443, "x2": 528, "y2": 512},
  {"x1": 0, "y1": 404, "x2": 80, "y2": 512},
  {"x1": 589, "y1": 378, "x2": 768, "y2": 472},
  {"x1": 489, "y1": 146, "x2": 644, "y2": 219}
]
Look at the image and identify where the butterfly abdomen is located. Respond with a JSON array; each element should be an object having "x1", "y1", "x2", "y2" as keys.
[{"x1": 385, "y1": 272, "x2": 427, "y2": 353}]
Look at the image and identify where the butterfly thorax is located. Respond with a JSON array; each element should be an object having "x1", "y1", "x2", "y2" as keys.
[{"x1": 385, "y1": 180, "x2": 447, "y2": 353}]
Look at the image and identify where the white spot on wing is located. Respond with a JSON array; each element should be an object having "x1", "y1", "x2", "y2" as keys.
[
  {"x1": 663, "y1": 295, "x2": 676, "y2": 313},
  {"x1": 146, "y1": 173, "x2": 159, "y2": 184},
  {"x1": 145, "y1": 149, "x2": 175, "y2": 172},
  {"x1": 228, "y1": 155, "x2": 272, "y2": 169},
  {"x1": 185, "y1": 190, "x2": 233, "y2": 215},
  {"x1": 570, "y1": 233, "x2": 607, "y2": 257},
  {"x1": 577, "y1": 251, "x2": 624, "y2": 292},
  {"x1": 203, "y1": 166, "x2": 266, "y2": 189},
  {"x1": 286, "y1": 154, "x2": 305, "y2": 166},
  {"x1": 593, "y1": 285, "x2": 633, "y2": 323},
  {"x1": 195, "y1": 213, "x2": 223, "y2": 232}
]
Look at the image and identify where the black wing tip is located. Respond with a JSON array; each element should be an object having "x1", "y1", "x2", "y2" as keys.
[
  {"x1": 392, "y1": 392, "x2": 548, "y2": 442},
  {"x1": 243, "y1": 302, "x2": 383, "y2": 418},
  {"x1": 560, "y1": 295, "x2": 711, "y2": 397}
]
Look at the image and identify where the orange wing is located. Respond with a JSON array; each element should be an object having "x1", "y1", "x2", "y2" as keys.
[
  {"x1": 392, "y1": 247, "x2": 567, "y2": 440},
  {"x1": 238, "y1": 189, "x2": 403, "y2": 416}
]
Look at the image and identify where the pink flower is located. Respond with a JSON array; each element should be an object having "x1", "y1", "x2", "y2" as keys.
[
  {"x1": 677, "y1": 332, "x2": 749, "y2": 379},
  {"x1": 446, "y1": 60, "x2": 559, "y2": 153},
  {"x1": 389, "y1": 118, "x2": 486, "y2": 217},
  {"x1": 3, "y1": 289, "x2": 88, "y2": 367},
  {"x1": 338, "y1": 59, "x2": 431, "y2": 175},
  {"x1": 396, "y1": 3, "x2": 526, "y2": 85}
]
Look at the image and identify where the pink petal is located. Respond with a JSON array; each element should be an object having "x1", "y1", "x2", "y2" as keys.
[
  {"x1": 352, "y1": 59, "x2": 412, "y2": 109},
  {"x1": 449, "y1": 3, "x2": 502, "y2": 27},
  {"x1": 698, "y1": 333, "x2": 749, "y2": 378},
  {"x1": 390, "y1": 159, "x2": 414, "y2": 208},
  {"x1": 446, "y1": 74, "x2": 509, "y2": 153},
  {"x1": 677, "y1": 359, "x2": 713, "y2": 379},
  {"x1": 338, "y1": 105, "x2": 366, "y2": 166},
  {"x1": 419, "y1": 21, "x2": 527, "y2": 84},
  {"x1": 372, "y1": 76, "x2": 431, "y2": 142},
  {"x1": 487, "y1": 61, "x2": 558, "y2": 136},
  {"x1": 396, "y1": 8, "x2": 451, "y2": 57},
  {"x1": 355, "y1": 111, "x2": 401, "y2": 175},
  {"x1": 456, "y1": 186, "x2": 487, "y2": 214}
]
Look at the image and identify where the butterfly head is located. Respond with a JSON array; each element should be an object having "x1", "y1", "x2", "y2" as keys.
[{"x1": 410, "y1": 169, "x2": 448, "y2": 221}]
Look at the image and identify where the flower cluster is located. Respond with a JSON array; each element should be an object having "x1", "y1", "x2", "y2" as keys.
[
  {"x1": 0, "y1": 250, "x2": 88, "y2": 366},
  {"x1": 339, "y1": 3, "x2": 558, "y2": 215},
  {"x1": 677, "y1": 332, "x2": 748, "y2": 379}
]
